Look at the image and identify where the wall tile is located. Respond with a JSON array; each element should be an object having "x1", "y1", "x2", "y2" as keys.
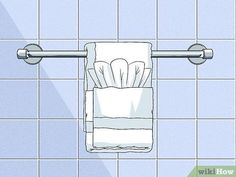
[
  {"x1": 199, "y1": 80, "x2": 235, "y2": 118},
  {"x1": 158, "y1": 120, "x2": 196, "y2": 158},
  {"x1": 199, "y1": 160, "x2": 235, "y2": 166},
  {"x1": 41, "y1": 160, "x2": 78, "y2": 177},
  {"x1": 199, "y1": 0, "x2": 235, "y2": 39},
  {"x1": 158, "y1": 80, "x2": 196, "y2": 118},
  {"x1": 158, "y1": 41, "x2": 196, "y2": 78},
  {"x1": 0, "y1": 121, "x2": 37, "y2": 157},
  {"x1": 198, "y1": 41, "x2": 235, "y2": 78},
  {"x1": 158, "y1": 0, "x2": 195, "y2": 39},
  {"x1": 199, "y1": 120, "x2": 235, "y2": 158},
  {"x1": 79, "y1": 0, "x2": 117, "y2": 39},
  {"x1": 0, "y1": 0, "x2": 37, "y2": 39},
  {"x1": 40, "y1": 120, "x2": 78, "y2": 158},
  {"x1": 119, "y1": 160, "x2": 156, "y2": 177},
  {"x1": 0, "y1": 81, "x2": 37, "y2": 118},
  {"x1": 119, "y1": 0, "x2": 156, "y2": 39},
  {"x1": 79, "y1": 160, "x2": 117, "y2": 177},
  {"x1": 0, "y1": 41, "x2": 37, "y2": 78},
  {"x1": 40, "y1": 80, "x2": 78, "y2": 118},
  {"x1": 0, "y1": 160, "x2": 37, "y2": 177},
  {"x1": 158, "y1": 160, "x2": 195, "y2": 177},
  {"x1": 40, "y1": 41, "x2": 78, "y2": 79},
  {"x1": 40, "y1": 0, "x2": 78, "y2": 39}
]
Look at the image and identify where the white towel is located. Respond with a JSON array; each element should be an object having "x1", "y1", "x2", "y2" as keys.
[
  {"x1": 84, "y1": 42, "x2": 153, "y2": 152},
  {"x1": 85, "y1": 42, "x2": 152, "y2": 90},
  {"x1": 127, "y1": 61, "x2": 145, "y2": 87},
  {"x1": 110, "y1": 58, "x2": 128, "y2": 88},
  {"x1": 86, "y1": 87, "x2": 153, "y2": 152},
  {"x1": 90, "y1": 59, "x2": 150, "y2": 88}
]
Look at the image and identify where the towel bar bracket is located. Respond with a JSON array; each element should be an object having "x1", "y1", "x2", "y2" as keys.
[
  {"x1": 18, "y1": 44, "x2": 43, "y2": 65},
  {"x1": 17, "y1": 43, "x2": 213, "y2": 65},
  {"x1": 188, "y1": 43, "x2": 210, "y2": 65}
]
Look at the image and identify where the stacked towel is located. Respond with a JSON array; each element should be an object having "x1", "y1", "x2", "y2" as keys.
[{"x1": 84, "y1": 42, "x2": 153, "y2": 152}]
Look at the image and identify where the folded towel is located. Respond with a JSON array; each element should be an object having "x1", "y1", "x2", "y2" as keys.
[
  {"x1": 139, "y1": 68, "x2": 151, "y2": 87},
  {"x1": 84, "y1": 42, "x2": 153, "y2": 153},
  {"x1": 85, "y1": 42, "x2": 152, "y2": 90},
  {"x1": 127, "y1": 61, "x2": 145, "y2": 87},
  {"x1": 111, "y1": 58, "x2": 128, "y2": 88},
  {"x1": 89, "y1": 59, "x2": 151, "y2": 88},
  {"x1": 85, "y1": 87, "x2": 153, "y2": 152}
]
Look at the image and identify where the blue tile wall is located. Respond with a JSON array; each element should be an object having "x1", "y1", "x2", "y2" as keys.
[
  {"x1": 41, "y1": 160, "x2": 78, "y2": 177},
  {"x1": 198, "y1": 41, "x2": 235, "y2": 78},
  {"x1": 40, "y1": 120, "x2": 78, "y2": 158},
  {"x1": 198, "y1": 120, "x2": 235, "y2": 158},
  {"x1": 40, "y1": 80, "x2": 78, "y2": 118},
  {"x1": 79, "y1": 0, "x2": 117, "y2": 39},
  {"x1": 0, "y1": 41, "x2": 37, "y2": 78},
  {"x1": 158, "y1": 0, "x2": 196, "y2": 39},
  {"x1": 40, "y1": 0, "x2": 78, "y2": 39},
  {"x1": 0, "y1": 121, "x2": 37, "y2": 157},
  {"x1": 40, "y1": 41, "x2": 78, "y2": 79},
  {"x1": 0, "y1": 160, "x2": 37, "y2": 177},
  {"x1": 198, "y1": 80, "x2": 235, "y2": 118},
  {"x1": 0, "y1": 81, "x2": 37, "y2": 118},
  {"x1": 158, "y1": 41, "x2": 196, "y2": 78},
  {"x1": 0, "y1": 0, "x2": 235, "y2": 176},
  {"x1": 158, "y1": 160, "x2": 195, "y2": 177},
  {"x1": 199, "y1": 160, "x2": 235, "y2": 166},
  {"x1": 158, "y1": 120, "x2": 196, "y2": 158},
  {"x1": 198, "y1": 0, "x2": 235, "y2": 39},
  {"x1": 0, "y1": 0, "x2": 37, "y2": 39},
  {"x1": 119, "y1": 160, "x2": 156, "y2": 177},
  {"x1": 79, "y1": 160, "x2": 117, "y2": 177},
  {"x1": 119, "y1": 0, "x2": 156, "y2": 39},
  {"x1": 158, "y1": 80, "x2": 196, "y2": 118}
]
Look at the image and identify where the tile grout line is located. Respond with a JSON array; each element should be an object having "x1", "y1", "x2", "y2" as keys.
[
  {"x1": 235, "y1": 0, "x2": 236, "y2": 167},
  {"x1": 78, "y1": 0, "x2": 80, "y2": 176},
  {"x1": 196, "y1": 0, "x2": 199, "y2": 171},
  {"x1": 1, "y1": 117, "x2": 236, "y2": 120},
  {"x1": 156, "y1": 0, "x2": 159, "y2": 176},
  {"x1": 1, "y1": 38, "x2": 235, "y2": 41},
  {"x1": 0, "y1": 157, "x2": 235, "y2": 160},
  {"x1": 37, "y1": 0, "x2": 41, "y2": 176},
  {"x1": 0, "y1": 117, "x2": 235, "y2": 121},
  {"x1": 0, "y1": 78, "x2": 236, "y2": 81},
  {"x1": 117, "y1": 0, "x2": 120, "y2": 41}
]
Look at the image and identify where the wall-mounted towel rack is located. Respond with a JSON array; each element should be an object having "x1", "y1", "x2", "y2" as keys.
[{"x1": 17, "y1": 43, "x2": 213, "y2": 65}]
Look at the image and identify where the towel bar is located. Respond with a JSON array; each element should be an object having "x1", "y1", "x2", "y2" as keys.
[{"x1": 17, "y1": 43, "x2": 213, "y2": 65}]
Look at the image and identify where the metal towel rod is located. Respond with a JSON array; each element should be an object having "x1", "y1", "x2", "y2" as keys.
[{"x1": 17, "y1": 43, "x2": 213, "y2": 65}]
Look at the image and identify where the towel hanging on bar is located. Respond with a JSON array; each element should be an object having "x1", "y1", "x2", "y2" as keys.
[{"x1": 84, "y1": 42, "x2": 153, "y2": 153}]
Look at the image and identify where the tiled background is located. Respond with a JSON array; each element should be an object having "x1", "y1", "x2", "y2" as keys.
[{"x1": 0, "y1": 0, "x2": 235, "y2": 176}]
